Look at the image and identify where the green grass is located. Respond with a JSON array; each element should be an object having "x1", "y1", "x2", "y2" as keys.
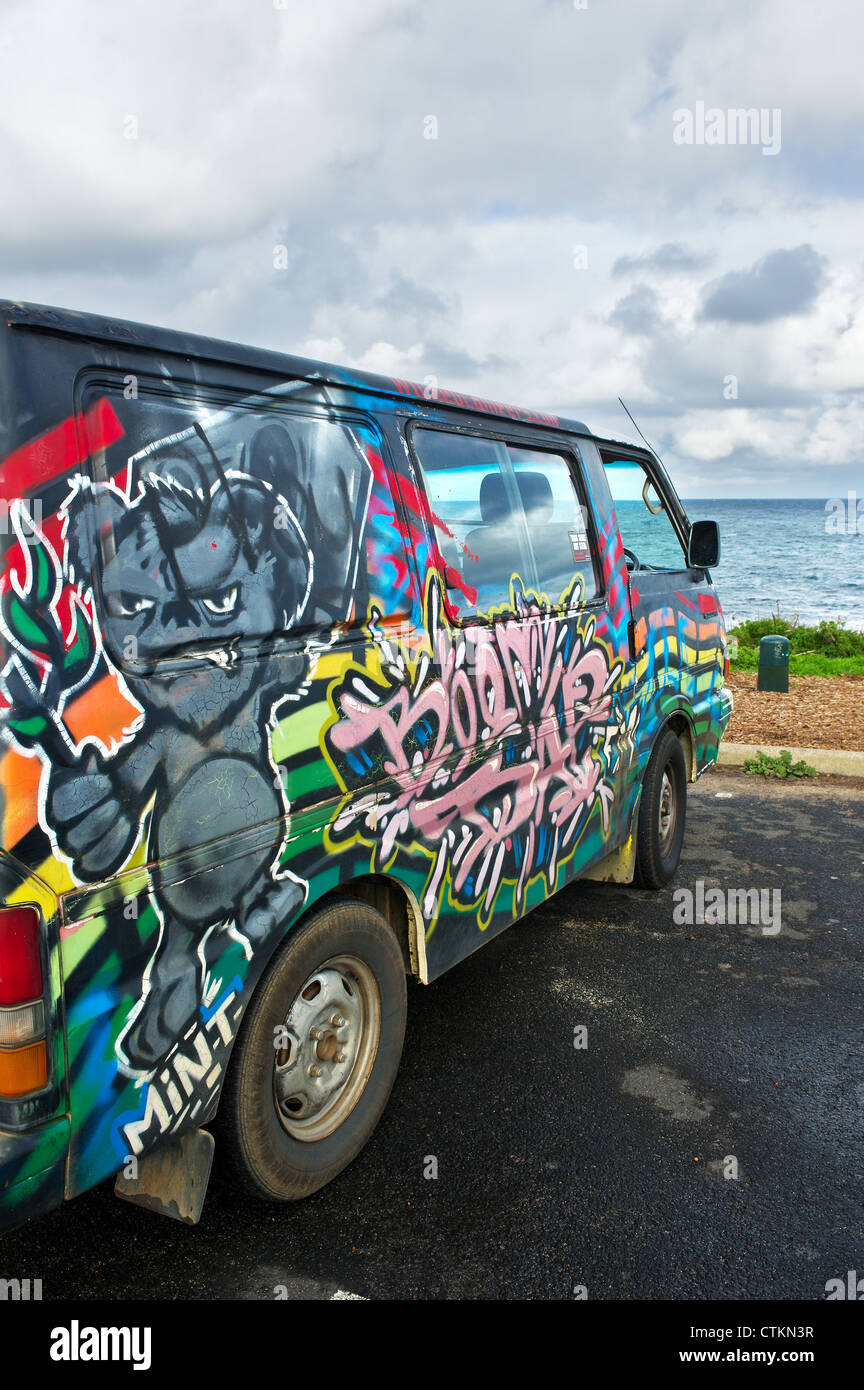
[
  {"x1": 728, "y1": 618, "x2": 864, "y2": 678},
  {"x1": 731, "y1": 650, "x2": 864, "y2": 676}
]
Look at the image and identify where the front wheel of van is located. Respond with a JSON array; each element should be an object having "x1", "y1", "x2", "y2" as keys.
[
  {"x1": 634, "y1": 728, "x2": 687, "y2": 889},
  {"x1": 218, "y1": 900, "x2": 407, "y2": 1202}
]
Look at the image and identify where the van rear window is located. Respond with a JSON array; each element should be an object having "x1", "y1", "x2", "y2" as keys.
[{"x1": 76, "y1": 390, "x2": 376, "y2": 664}]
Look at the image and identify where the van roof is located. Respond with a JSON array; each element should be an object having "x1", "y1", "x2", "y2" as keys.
[{"x1": 0, "y1": 299, "x2": 591, "y2": 437}]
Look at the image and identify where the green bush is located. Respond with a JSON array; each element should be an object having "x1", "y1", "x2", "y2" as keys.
[
  {"x1": 743, "y1": 750, "x2": 817, "y2": 779},
  {"x1": 729, "y1": 617, "x2": 864, "y2": 658},
  {"x1": 728, "y1": 617, "x2": 864, "y2": 676}
]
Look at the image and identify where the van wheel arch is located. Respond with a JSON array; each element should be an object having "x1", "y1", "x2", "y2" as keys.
[
  {"x1": 204, "y1": 873, "x2": 423, "y2": 1132},
  {"x1": 332, "y1": 874, "x2": 427, "y2": 983},
  {"x1": 663, "y1": 711, "x2": 697, "y2": 782},
  {"x1": 634, "y1": 725, "x2": 688, "y2": 889},
  {"x1": 215, "y1": 896, "x2": 408, "y2": 1201}
]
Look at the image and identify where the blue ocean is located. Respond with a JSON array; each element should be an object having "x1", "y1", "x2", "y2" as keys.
[{"x1": 683, "y1": 498, "x2": 864, "y2": 631}]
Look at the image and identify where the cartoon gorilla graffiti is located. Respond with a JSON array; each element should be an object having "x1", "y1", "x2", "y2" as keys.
[{"x1": 47, "y1": 422, "x2": 368, "y2": 1073}]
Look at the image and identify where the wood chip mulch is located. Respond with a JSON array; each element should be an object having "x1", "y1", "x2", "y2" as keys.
[{"x1": 726, "y1": 672, "x2": 864, "y2": 751}]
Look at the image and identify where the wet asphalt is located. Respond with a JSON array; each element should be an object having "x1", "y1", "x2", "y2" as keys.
[{"x1": 1, "y1": 767, "x2": 862, "y2": 1301}]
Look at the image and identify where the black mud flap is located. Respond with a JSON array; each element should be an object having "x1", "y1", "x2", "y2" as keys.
[{"x1": 114, "y1": 1128, "x2": 215, "y2": 1226}]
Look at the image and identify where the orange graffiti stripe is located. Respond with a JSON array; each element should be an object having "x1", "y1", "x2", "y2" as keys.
[
  {"x1": 1, "y1": 749, "x2": 42, "y2": 848},
  {"x1": 648, "y1": 607, "x2": 677, "y2": 631},
  {"x1": 1, "y1": 674, "x2": 140, "y2": 847},
  {"x1": 63, "y1": 673, "x2": 141, "y2": 749}
]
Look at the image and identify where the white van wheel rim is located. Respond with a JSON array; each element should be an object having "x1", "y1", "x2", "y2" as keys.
[
  {"x1": 658, "y1": 770, "x2": 677, "y2": 851},
  {"x1": 273, "y1": 955, "x2": 380, "y2": 1142}
]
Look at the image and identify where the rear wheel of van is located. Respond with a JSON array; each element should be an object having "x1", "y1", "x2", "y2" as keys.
[
  {"x1": 218, "y1": 899, "x2": 407, "y2": 1201},
  {"x1": 634, "y1": 728, "x2": 687, "y2": 889}
]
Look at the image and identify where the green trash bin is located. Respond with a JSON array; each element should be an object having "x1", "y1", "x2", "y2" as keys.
[{"x1": 757, "y1": 635, "x2": 789, "y2": 692}]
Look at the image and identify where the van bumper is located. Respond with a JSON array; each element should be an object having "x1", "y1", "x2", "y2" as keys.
[{"x1": 0, "y1": 1117, "x2": 69, "y2": 1234}]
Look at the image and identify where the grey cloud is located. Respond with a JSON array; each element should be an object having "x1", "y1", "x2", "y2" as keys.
[
  {"x1": 619, "y1": 335, "x2": 831, "y2": 413},
  {"x1": 613, "y1": 243, "x2": 715, "y2": 276},
  {"x1": 0, "y1": 235, "x2": 196, "y2": 278},
  {"x1": 376, "y1": 275, "x2": 449, "y2": 320},
  {"x1": 699, "y1": 245, "x2": 827, "y2": 323},
  {"x1": 608, "y1": 284, "x2": 662, "y2": 336},
  {"x1": 670, "y1": 442, "x2": 854, "y2": 500},
  {"x1": 423, "y1": 341, "x2": 512, "y2": 380}
]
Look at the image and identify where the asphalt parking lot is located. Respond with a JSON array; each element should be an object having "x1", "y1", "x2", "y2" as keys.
[{"x1": 1, "y1": 767, "x2": 862, "y2": 1301}]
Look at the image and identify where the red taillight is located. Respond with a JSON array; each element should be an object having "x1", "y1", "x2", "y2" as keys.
[
  {"x1": 0, "y1": 907, "x2": 47, "y2": 1098},
  {"x1": 0, "y1": 906, "x2": 43, "y2": 1005}
]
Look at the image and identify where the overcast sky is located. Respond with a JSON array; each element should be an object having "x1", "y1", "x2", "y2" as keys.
[{"x1": 1, "y1": 0, "x2": 861, "y2": 497}]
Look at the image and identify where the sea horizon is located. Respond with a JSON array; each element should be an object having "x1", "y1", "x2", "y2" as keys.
[{"x1": 679, "y1": 497, "x2": 863, "y2": 631}]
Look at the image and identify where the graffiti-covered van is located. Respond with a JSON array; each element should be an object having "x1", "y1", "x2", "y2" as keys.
[{"x1": 0, "y1": 300, "x2": 732, "y2": 1231}]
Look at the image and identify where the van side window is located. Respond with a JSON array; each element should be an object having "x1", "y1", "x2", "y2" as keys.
[
  {"x1": 411, "y1": 428, "x2": 598, "y2": 618},
  {"x1": 508, "y1": 446, "x2": 599, "y2": 607},
  {"x1": 603, "y1": 457, "x2": 687, "y2": 571},
  {"x1": 78, "y1": 390, "x2": 377, "y2": 663}
]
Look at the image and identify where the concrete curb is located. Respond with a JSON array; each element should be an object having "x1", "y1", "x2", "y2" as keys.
[{"x1": 719, "y1": 742, "x2": 864, "y2": 777}]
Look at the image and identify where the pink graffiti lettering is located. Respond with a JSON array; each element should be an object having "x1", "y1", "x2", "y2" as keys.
[{"x1": 328, "y1": 583, "x2": 626, "y2": 921}]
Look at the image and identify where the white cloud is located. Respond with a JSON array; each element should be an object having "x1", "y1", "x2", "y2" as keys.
[{"x1": 0, "y1": 0, "x2": 860, "y2": 496}]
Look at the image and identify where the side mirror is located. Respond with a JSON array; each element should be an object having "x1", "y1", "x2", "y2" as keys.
[{"x1": 688, "y1": 519, "x2": 720, "y2": 569}]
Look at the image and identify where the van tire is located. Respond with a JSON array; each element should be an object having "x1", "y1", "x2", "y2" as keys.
[
  {"x1": 634, "y1": 728, "x2": 687, "y2": 889},
  {"x1": 217, "y1": 899, "x2": 406, "y2": 1202}
]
